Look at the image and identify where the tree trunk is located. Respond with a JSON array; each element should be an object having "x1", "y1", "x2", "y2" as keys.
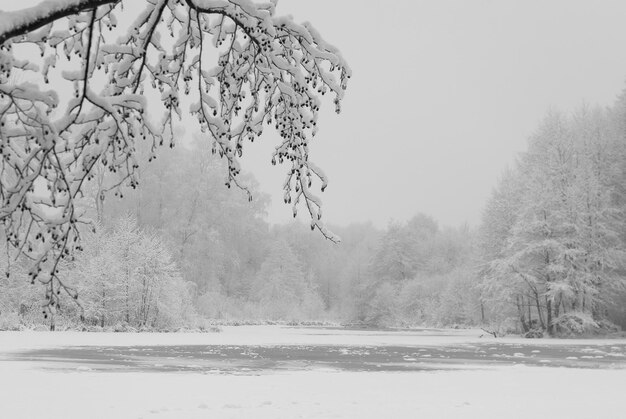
[
  {"x1": 534, "y1": 290, "x2": 545, "y2": 330},
  {"x1": 125, "y1": 274, "x2": 130, "y2": 324},
  {"x1": 101, "y1": 284, "x2": 106, "y2": 328},
  {"x1": 582, "y1": 292, "x2": 586, "y2": 312},
  {"x1": 480, "y1": 301, "x2": 486, "y2": 323},
  {"x1": 546, "y1": 297, "x2": 554, "y2": 336},
  {"x1": 49, "y1": 313, "x2": 55, "y2": 331},
  {"x1": 517, "y1": 295, "x2": 529, "y2": 332}
]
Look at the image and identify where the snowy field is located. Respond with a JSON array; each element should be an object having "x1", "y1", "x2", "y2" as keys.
[{"x1": 1, "y1": 326, "x2": 626, "y2": 419}]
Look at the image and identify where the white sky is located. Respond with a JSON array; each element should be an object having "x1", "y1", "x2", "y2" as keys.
[
  {"x1": 240, "y1": 0, "x2": 626, "y2": 228},
  {"x1": 7, "y1": 0, "x2": 626, "y2": 228}
]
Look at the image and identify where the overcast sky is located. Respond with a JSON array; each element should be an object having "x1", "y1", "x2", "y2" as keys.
[
  {"x1": 9, "y1": 0, "x2": 626, "y2": 229},
  {"x1": 240, "y1": 0, "x2": 626, "y2": 228}
]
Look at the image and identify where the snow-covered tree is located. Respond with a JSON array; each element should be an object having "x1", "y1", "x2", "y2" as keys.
[
  {"x1": 372, "y1": 222, "x2": 420, "y2": 283},
  {"x1": 102, "y1": 137, "x2": 269, "y2": 296},
  {"x1": 0, "y1": 0, "x2": 350, "y2": 316},
  {"x1": 481, "y1": 108, "x2": 626, "y2": 335},
  {"x1": 69, "y1": 214, "x2": 192, "y2": 328},
  {"x1": 70, "y1": 222, "x2": 123, "y2": 327},
  {"x1": 252, "y1": 238, "x2": 323, "y2": 320}
]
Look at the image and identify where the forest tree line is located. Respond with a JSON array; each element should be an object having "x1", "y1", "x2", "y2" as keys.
[
  {"x1": 0, "y1": 135, "x2": 479, "y2": 330},
  {"x1": 3, "y1": 90, "x2": 626, "y2": 334}
]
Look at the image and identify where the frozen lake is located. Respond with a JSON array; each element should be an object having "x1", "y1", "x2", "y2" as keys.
[
  {"x1": 1, "y1": 326, "x2": 626, "y2": 418},
  {"x1": 8, "y1": 329, "x2": 626, "y2": 373}
]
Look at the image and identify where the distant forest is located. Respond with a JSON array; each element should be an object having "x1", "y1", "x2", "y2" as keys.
[{"x1": 3, "y1": 89, "x2": 626, "y2": 336}]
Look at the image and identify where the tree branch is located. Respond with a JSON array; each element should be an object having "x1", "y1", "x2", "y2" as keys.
[{"x1": 0, "y1": 0, "x2": 120, "y2": 45}]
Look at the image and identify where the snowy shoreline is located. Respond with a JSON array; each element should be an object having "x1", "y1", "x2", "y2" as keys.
[{"x1": 3, "y1": 325, "x2": 626, "y2": 353}]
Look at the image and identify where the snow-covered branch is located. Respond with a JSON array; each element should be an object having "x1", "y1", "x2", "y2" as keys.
[
  {"x1": 0, "y1": 0, "x2": 120, "y2": 45},
  {"x1": 0, "y1": 0, "x2": 350, "y2": 321}
]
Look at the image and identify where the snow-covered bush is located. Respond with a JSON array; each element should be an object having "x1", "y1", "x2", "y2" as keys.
[
  {"x1": 553, "y1": 312, "x2": 599, "y2": 336},
  {"x1": 553, "y1": 312, "x2": 622, "y2": 337},
  {"x1": 524, "y1": 328, "x2": 544, "y2": 339},
  {"x1": 595, "y1": 318, "x2": 621, "y2": 334},
  {"x1": 0, "y1": 312, "x2": 20, "y2": 331},
  {"x1": 396, "y1": 280, "x2": 427, "y2": 324},
  {"x1": 363, "y1": 282, "x2": 398, "y2": 327}
]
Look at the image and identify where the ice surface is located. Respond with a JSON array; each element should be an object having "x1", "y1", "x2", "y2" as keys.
[{"x1": 1, "y1": 326, "x2": 625, "y2": 418}]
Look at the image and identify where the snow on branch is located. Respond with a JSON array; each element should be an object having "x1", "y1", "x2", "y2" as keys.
[
  {"x1": 0, "y1": 0, "x2": 350, "y2": 321},
  {"x1": 0, "y1": 0, "x2": 120, "y2": 45}
]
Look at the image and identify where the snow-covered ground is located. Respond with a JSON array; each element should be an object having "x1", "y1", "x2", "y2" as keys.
[{"x1": 1, "y1": 326, "x2": 625, "y2": 418}]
